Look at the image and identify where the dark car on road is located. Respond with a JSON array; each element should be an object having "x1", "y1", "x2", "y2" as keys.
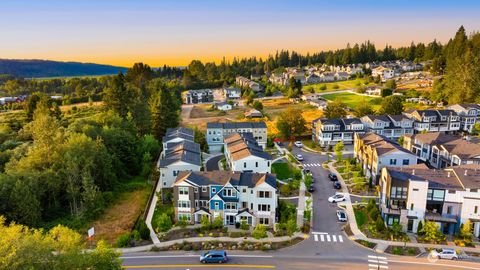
[
  {"x1": 333, "y1": 181, "x2": 341, "y2": 189},
  {"x1": 328, "y1": 173, "x2": 338, "y2": 181},
  {"x1": 303, "y1": 168, "x2": 311, "y2": 174},
  {"x1": 308, "y1": 185, "x2": 316, "y2": 192},
  {"x1": 200, "y1": 250, "x2": 228, "y2": 264}
]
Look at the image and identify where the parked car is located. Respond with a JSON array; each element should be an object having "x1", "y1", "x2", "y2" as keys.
[
  {"x1": 431, "y1": 249, "x2": 458, "y2": 260},
  {"x1": 294, "y1": 141, "x2": 303, "y2": 148},
  {"x1": 200, "y1": 250, "x2": 228, "y2": 264},
  {"x1": 296, "y1": 154, "x2": 304, "y2": 161},
  {"x1": 303, "y1": 168, "x2": 311, "y2": 174},
  {"x1": 308, "y1": 184, "x2": 315, "y2": 192},
  {"x1": 336, "y1": 210, "x2": 347, "y2": 222},
  {"x1": 328, "y1": 173, "x2": 338, "y2": 181},
  {"x1": 328, "y1": 193, "x2": 346, "y2": 203},
  {"x1": 333, "y1": 181, "x2": 341, "y2": 189}
]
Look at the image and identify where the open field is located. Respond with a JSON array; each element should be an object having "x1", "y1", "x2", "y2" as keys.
[
  {"x1": 322, "y1": 92, "x2": 381, "y2": 111},
  {"x1": 60, "y1": 101, "x2": 104, "y2": 111},
  {"x1": 87, "y1": 185, "x2": 150, "y2": 245},
  {"x1": 303, "y1": 78, "x2": 375, "y2": 93},
  {"x1": 189, "y1": 104, "x2": 246, "y2": 119}
]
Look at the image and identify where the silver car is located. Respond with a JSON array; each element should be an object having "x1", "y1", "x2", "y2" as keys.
[{"x1": 431, "y1": 248, "x2": 458, "y2": 260}]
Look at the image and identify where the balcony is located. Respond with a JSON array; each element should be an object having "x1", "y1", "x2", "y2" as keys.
[
  {"x1": 381, "y1": 204, "x2": 405, "y2": 215},
  {"x1": 425, "y1": 212, "x2": 458, "y2": 224}
]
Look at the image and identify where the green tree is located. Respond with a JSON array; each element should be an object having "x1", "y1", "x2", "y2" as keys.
[
  {"x1": 421, "y1": 221, "x2": 445, "y2": 243},
  {"x1": 252, "y1": 224, "x2": 267, "y2": 239},
  {"x1": 324, "y1": 99, "x2": 347, "y2": 119},
  {"x1": 334, "y1": 142, "x2": 344, "y2": 162},
  {"x1": 379, "y1": 95, "x2": 404, "y2": 115},
  {"x1": 103, "y1": 73, "x2": 132, "y2": 118},
  {"x1": 200, "y1": 215, "x2": 210, "y2": 229},
  {"x1": 276, "y1": 107, "x2": 307, "y2": 139},
  {"x1": 286, "y1": 218, "x2": 297, "y2": 236},
  {"x1": 384, "y1": 79, "x2": 397, "y2": 90},
  {"x1": 460, "y1": 220, "x2": 473, "y2": 241},
  {"x1": 354, "y1": 99, "x2": 374, "y2": 117},
  {"x1": 252, "y1": 100, "x2": 263, "y2": 111},
  {"x1": 149, "y1": 83, "x2": 179, "y2": 141},
  {"x1": 156, "y1": 213, "x2": 173, "y2": 232}
]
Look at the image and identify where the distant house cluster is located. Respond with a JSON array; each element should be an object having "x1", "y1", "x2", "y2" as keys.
[
  {"x1": 184, "y1": 89, "x2": 214, "y2": 104},
  {"x1": 235, "y1": 76, "x2": 263, "y2": 92}
]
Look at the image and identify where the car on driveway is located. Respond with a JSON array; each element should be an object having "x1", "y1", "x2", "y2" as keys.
[
  {"x1": 328, "y1": 193, "x2": 346, "y2": 203},
  {"x1": 431, "y1": 249, "x2": 458, "y2": 260},
  {"x1": 294, "y1": 141, "x2": 303, "y2": 148},
  {"x1": 296, "y1": 154, "x2": 304, "y2": 161},
  {"x1": 200, "y1": 250, "x2": 228, "y2": 263},
  {"x1": 336, "y1": 210, "x2": 347, "y2": 222},
  {"x1": 333, "y1": 181, "x2": 341, "y2": 189},
  {"x1": 328, "y1": 173, "x2": 338, "y2": 181},
  {"x1": 308, "y1": 184, "x2": 315, "y2": 192}
]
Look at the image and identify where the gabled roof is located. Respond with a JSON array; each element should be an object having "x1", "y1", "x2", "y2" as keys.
[
  {"x1": 358, "y1": 132, "x2": 414, "y2": 157},
  {"x1": 409, "y1": 133, "x2": 480, "y2": 159},
  {"x1": 159, "y1": 140, "x2": 202, "y2": 167},
  {"x1": 162, "y1": 127, "x2": 195, "y2": 143},
  {"x1": 174, "y1": 171, "x2": 277, "y2": 189},
  {"x1": 207, "y1": 121, "x2": 267, "y2": 129},
  {"x1": 225, "y1": 132, "x2": 271, "y2": 161}
]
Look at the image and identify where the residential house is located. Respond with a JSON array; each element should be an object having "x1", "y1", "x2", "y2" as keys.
[
  {"x1": 184, "y1": 89, "x2": 213, "y2": 104},
  {"x1": 158, "y1": 140, "x2": 202, "y2": 188},
  {"x1": 301, "y1": 93, "x2": 323, "y2": 101},
  {"x1": 244, "y1": 109, "x2": 263, "y2": 119},
  {"x1": 379, "y1": 164, "x2": 480, "y2": 237},
  {"x1": 223, "y1": 87, "x2": 242, "y2": 100},
  {"x1": 354, "y1": 132, "x2": 418, "y2": 181},
  {"x1": 320, "y1": 72, "x2": 336, "y2": 82},
  {"x1": 335, "y1": 71, "x2": 349, "y2": 81},
  {"x1": 448, "y1": 104, "x2": 480, "y2": 133},
  {"x1": 405, "y1": 97, "x2": 433, "y2": 105},
  {"x1": 312, "y1": 117, "x2": 365, "y2": 147},
  {"x1": 364, "y1": 87, "x2": 382, "y2": 96},
  {"x1": 206, "y1": 122, "x2": 268, "y2": 152},
  {"x1": 372, "y1": 66, "x2": 394, "y2": 82},
  {"x1": 403, "y1": 109, "x2": 461, "y2": 133},
  {"x1": 360, "y1": 115, "x2": 414, "y2": 140},
  {"x1": 215, "y1": 101, "x2": 233, "y2": 111},
  {"x1": 309, "y1": 100, "x2": 328, "y2": 110},
  {"x1": 306, "y1": 74, "x2": 322, "y2": 84},
  {"x1": 402, "y1": 132, "x2": 480, "y2": 168},
  {"x1": 173, "y1": 171, "x2": 278, "y2": 227},
  {"x1": 236, "y1": 76, "x2": 263, "y2": 92},
  {"x1": 162, "y1": 127, "x2": 195, "y2": 150},
  {"x1": 224, "y1": 133, "x2": 272, "y2": 173}
]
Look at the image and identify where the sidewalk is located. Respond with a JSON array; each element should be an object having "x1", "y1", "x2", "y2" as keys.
[{"x1": 327, "y1": 162, "x2": 480, "y2": 254}]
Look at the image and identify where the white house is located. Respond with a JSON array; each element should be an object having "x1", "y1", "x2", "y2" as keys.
[
  {"x1": 224, "y1": 133, "x2": 272, "y2": 173},
  {"x1": 162, "y1": 127, "x2": 195, "y2": 150},
  {"x1": 206, "y1": 122, "x2": 268, "y2": 152},
  {"x1": 224, "y1": 87, "x2": 242, "y2": 100},
  {"x1": 447, "y1": 104, "x2": 480, "y2": 133},
  {"x1": 215, "y1": 101, "x2": 233, "y2": 111},
  {"x1": 158, "y1": 140, "x2": 202, "y2": 188},
  {"x1": 312, "y1": 117, "x2": 365, "y2": 146}
]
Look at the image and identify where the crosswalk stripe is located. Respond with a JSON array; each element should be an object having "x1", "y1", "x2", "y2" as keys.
[
  {"x1": 338, "y1": 235, "x2": 343, "y2": 242},
  {"x1": 379, "y1": 266, "x2": 388, "y2": 269},
  {"x1": 320, "y1": 234, "x2": 324, "y2": 242},
  {"x1": 314, "y1": 234, "x2": 318, "y2": 242},
  {"x1": 332, "y1": 235, "x2": 337, "y2": 242},
  {"x1": 326, "y1": 235, "x2": 331, "y2": 242},
  {"x1": 316, "y1": 163, "x2": 321, "y2": 166},
  {"x1": 378, "y1": 261, "x2": 388, "y2": 264}
]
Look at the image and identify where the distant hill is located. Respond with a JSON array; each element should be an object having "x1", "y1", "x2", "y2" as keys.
[{"x1": 0, "y1": 59, "x2": 128, "y2": 78}]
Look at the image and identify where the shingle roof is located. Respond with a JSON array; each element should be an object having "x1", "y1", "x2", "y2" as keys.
[
  {"x1": 207, "y1": 121, "x2": 267, "y2": 129},
  {"x1": 359, "y1": 132, "x2": 413, "y2": 156},
  {"x1": 159, "y1": 141, "x2": 201, "y2": 167},
  {"x1": 226, "y1": 133, "x2": 271, "y2": 161},
  {"x1": 410, "y1": 133, "x2": 480, "y2": 159},
  {"x1": 174, "y1": 171, "x2": 277, "y2": 188},
  {"x1": 162, "y1": 127, "x2": 195, "y2": 143}
]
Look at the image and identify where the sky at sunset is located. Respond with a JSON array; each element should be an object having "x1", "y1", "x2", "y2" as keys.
[{"x1": 1, "y1": 0, "x2": 480, "y2": 67}]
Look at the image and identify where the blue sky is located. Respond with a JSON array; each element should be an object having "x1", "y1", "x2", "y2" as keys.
[{"x1": 1, "y1": 0, "x2": 479, "y2": 66}]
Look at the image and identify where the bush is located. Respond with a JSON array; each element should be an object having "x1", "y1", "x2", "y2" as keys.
[
  {"x1": 392, "y1": 247, "x2": 403, "y2": 255},
  {"x1": 132, "y1": 230, "x2": 141, "y2": 241},
  {"x1": 319, "y1": 84, "x2": 327, "y2": 91},
  {"x1": 417, "y1": 221, "x2": 423, "y2": 235},
  {"x1": 136, "y1": 219, "x2": 150, "y2": 240},
  {"x1": 252, "y1": 224, "x2": 268, "y2": 239},
  {"x1": 117, "y1": 232, "x2": 131, "y2": 248},
  {"x1": 375, "y1": 217, "x2": 385, "y2": 232},
  {"x1": 211, "y1": 216, "x2": 224, "y2": 229},
  {"x1": 332, "y1": 84, "x2": 339, "y2": 89},
  {"x1": 235, "y1": 222, "x2": 240, "y2": 229},
  {"x1": 240, "y1": 220, "x2": 250, "y2": 230},
  {"x1": 156, "y1": 213, "x2": 173, "y2": 232}
]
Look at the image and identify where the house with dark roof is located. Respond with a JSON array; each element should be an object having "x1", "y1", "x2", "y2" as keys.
[
  {"x1": 162, "y1": 127, "x2": 195, "y2": 150},
  {"x1": 448, "y1": 104, "x2": 480, "y2": 133},
  {"x1": 379, "y1": 164, "x2": 480, "y2": 237},
  {"x1": 361, "y1": 114, "x2": 414, "y2": 140},
  {"x1": 206, "y1": 121, "x2": 268, "y2": 152},
  {"x1": 224, "y1": 133, "x2": 272, "y2": 173},
  {"x1": 184, "y1": 89, "x2": 214, "y2": 104},
  {"x1": 312, "y1": 117, "x2": 365, "y2": 147},
  {"x1": 403, "y1": 132, "x2": 480, "y2": 169},
  {"x1": 172, "y1": 171, "x2": 277, "y2": 227},
  {"x1": 158, "y1": 140, "x2": 202, "y2": 188},
  {"x1": 354, "y1": 132, "x2": 418, "y2": 181},
  {"x1": 402, "y1": 109, "x2": 460, "y2": 133},
  {"x1": 244, "y1": 109, "x2": 263, "y2": 119}
]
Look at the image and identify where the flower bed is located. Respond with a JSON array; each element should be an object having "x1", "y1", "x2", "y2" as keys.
[{"x1": 385, "y1": 246, "x2": 421, "y2": 256}]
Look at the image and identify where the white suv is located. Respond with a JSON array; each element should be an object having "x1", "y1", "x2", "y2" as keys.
[{"x1": 294, "y1": 141, "x2": 303, "y2": 148}]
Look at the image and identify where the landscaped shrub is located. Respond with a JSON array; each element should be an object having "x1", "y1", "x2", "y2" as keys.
[
  {"x1": 235, "y1": 222, "x2": 240, "y2": 229},
  {"x1": 156, "y1": 213, "x2": 173, "y2": 232},
  {"x1": 211, "y1": 216, "x2": 224, "y2": 229},
  {"x1": 136, "y1": 219, "x2": 150, "y2": 240},
  {"x1": 117, "y1": 232, "x2": 132, "y2": 247},
  {"x1": 417, "y1": 221, "x2": 423, "y2": 235},
  {"x1": 240, "y1": 220, "x2": 250, "y2": 230},
  {"x1": 132, "y1": 230, "x2": 141, "y2": 241},
  {"x1": 375, "y1": 217, "x2": 385, "y2": 232},
  {"x1": 252, "y1": 224, "x2": 268, "y2": 239},
  {"x1": 392, "y1": 247, "x2": 403, "y2": 255}
]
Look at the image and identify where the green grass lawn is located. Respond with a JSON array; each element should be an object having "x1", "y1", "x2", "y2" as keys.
[
  {"x1": 272, "y1": 162, "x2": 295, "y2": 180},
  {"x1": 322, "y1": 92, "x2": 381, "y2": 111},
  {"x1": 354, "y1": 208, "x2": 367, "y2": 228},
  {"x1": 303, "y1": 78, "x2": 374, "y2": 93}
]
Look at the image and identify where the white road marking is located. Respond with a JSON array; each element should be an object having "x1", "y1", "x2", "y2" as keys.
[
  {"x1": 369, "y1": 264, "x2": 378, "y2": 268},
  {"x1": 379, "y1": 266, "x2": 388, "y2": 269},
  {"x1": 368, "y1": 255, "x2": 387, "y2": 260},
  {"x1": 320, "y1": 234, "x2": 325, "y2": 242},
  {"x1": 388, "y1": 259, "x2": 480, "y2": 270},
  {"x1": 338, "y1": 235, "x2": 343, "y2": 242},
  {"x1": 316, "y1": 163, "x2": 321, "y2": 166},
  {"x1": 326, "y1": 235, "x2": 331, "y2": 242},
  {"x1": 332, "y1": 235, "x2": 337, "y2": 242},
  {"x1": 314, "y1": 234, "x2": 318, "y2": 242},
  {"x1": 311, "y1": 232, "x2": 328, "y2": 234},
  {"x1": 378, "y1": 260, "x2": 388, "y2": 264},
  {"x1": 368, "y1": 260, "x2": 378, "y2": 263}
]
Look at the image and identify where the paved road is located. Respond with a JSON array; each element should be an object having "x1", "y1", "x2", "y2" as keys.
[{"x1": 205, "y1": 154, "x2": 223, "y2": 171}]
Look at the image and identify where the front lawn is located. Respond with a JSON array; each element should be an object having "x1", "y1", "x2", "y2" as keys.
[
  {"x1": 304, "y1": 78, "x2": 374, "y2": 92},
  {"x1": 272, "y1": 162, "x2": 296, "y2": 180},
  {"x1": 322, "y1": 92, "x2": 381, "y2": 111}
]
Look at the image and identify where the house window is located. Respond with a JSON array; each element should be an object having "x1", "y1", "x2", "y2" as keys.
[
  {"x1": 194, "y1": 188, "x2": 198, "y2": 193},
  {"x1": 471, "y1": 189, "x2": 478, "y2": 193},
  {"x1": 448, "y1": 190, "x2": 456, "y2": 194},
  {"x1": 257, "y1": 204, "x2": 271, "y2": 211},
  {"x1": 402, "y1": 159, "x2": 410, "y2": 165},
  {"x1": 178, "y1": 213, "x2": 191, "y2": 221},
  {"x1": 258, "y1": 191, "x2": 270, "y2": 198},
  {"x1": 173, "y1": 170, "x2": 178, "y2": 176},
  {"x1": 212, "y1": 188, "x2": 216, "y2": 193},
  {"x1": 179, "y1": 187, "x2": 189, "y2": 195},
  {"x1": 413, "y1": 188, "x2": 419, "y2": 191},
  {"x1": 475, "y1": 206, "x2": 478, "y2": 214},
  {"x1": 410, "y1": 203, "x2": 414, "y2": 210},
  {"x1": 390, "y1": 159, "x2": 397, "y2": 165},
  {"x1": 447, "y1": 206, "x2": 452, "y2": 214},
  {"x1": 202, "y1": 186, "x2": 207, "y2": 192},
  {"x1": 195, "y1": 200, "x2": 198, "y2": 208},
  {"x1": 244, "y1": 162, "x2": 247, "y2": 168},
  {"x1": 242, "y1": 202, "x2": 248, "y2": 208},
  {"x1": 178, "y1": 201, "x2": 190, "y2": 208},
  {"x1": 259, "y1": 218, "x2": 269, "y2": 225},
  {"x1": 243, "y1": 188, "x2": 247, "y2": 193},
  {"x1": 214, "y1": 202, "x2": 219, "y2": 210},
  {"x1": 255, "y1": 162, "x2": 258, "y2": 168}
]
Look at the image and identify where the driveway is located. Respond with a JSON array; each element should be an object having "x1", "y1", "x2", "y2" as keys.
[{"x1": 205, "y1": 154, "x2": 223, "y2": 171}]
